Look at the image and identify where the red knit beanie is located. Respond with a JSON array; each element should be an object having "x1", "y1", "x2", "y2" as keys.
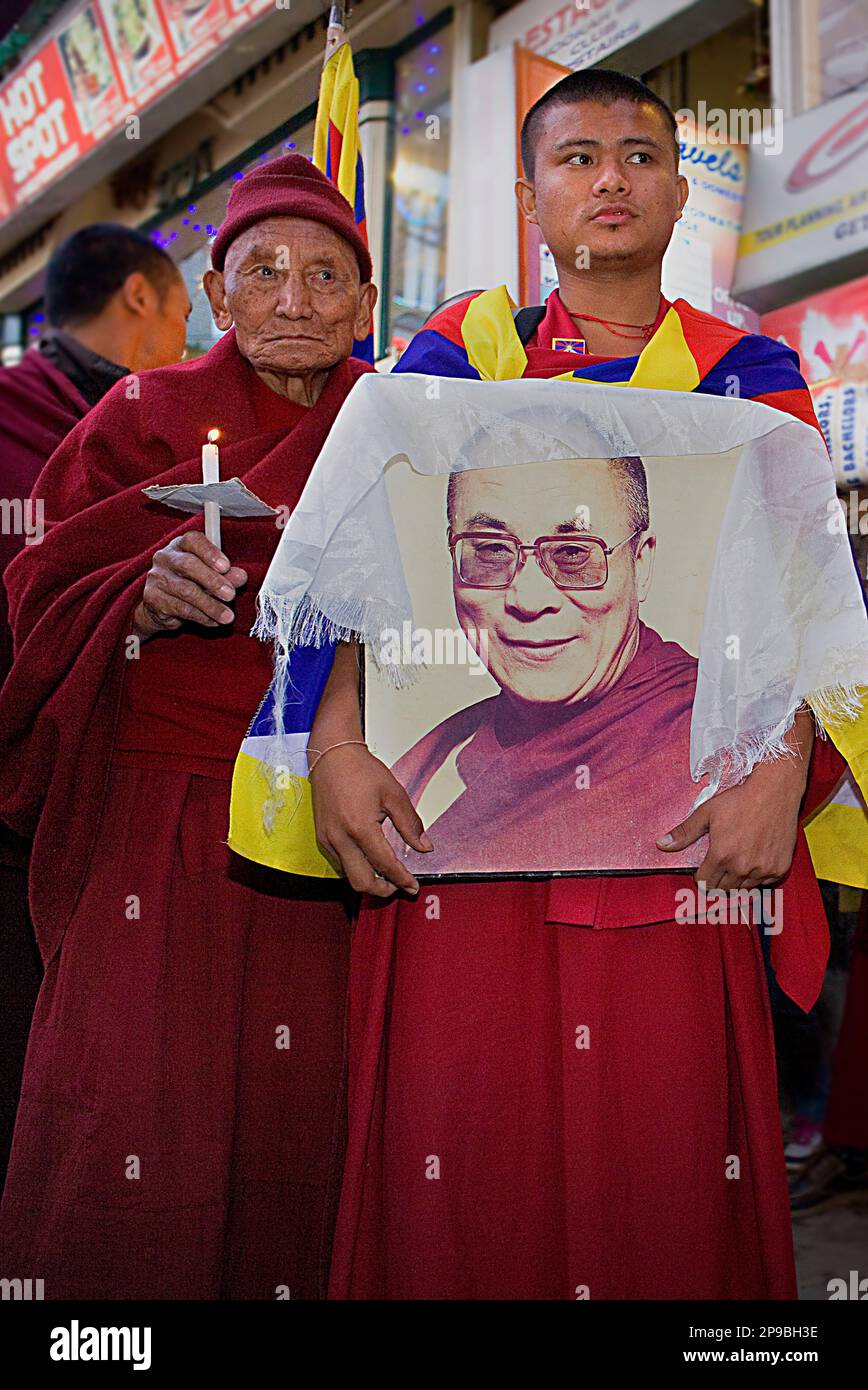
[{"x1": 210, "y1": 153, "x2": 373, "y2": 282}]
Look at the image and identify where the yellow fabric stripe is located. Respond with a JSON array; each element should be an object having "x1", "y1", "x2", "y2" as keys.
[
  {"x1": 228, "y1": 750, "x2": 339, "y2": 879},
  {"x1": 804, "y1": 802, "x2": 868, "y2": 889},
  {"x1": 628, "y1": 306, "x2": 701, "y2": 391},
  {"x1": 461, "y1": 286, "x2": 527, "y2": 382},
  {"x1": 810, "y1": 688, "x2": 868, "y2": 800},
  {"x1": 805, "y1": 688, "x2": 868, "y2": 887},
  {"x1": 313, "y1": 43, "x2": 361, "y2": 207}
]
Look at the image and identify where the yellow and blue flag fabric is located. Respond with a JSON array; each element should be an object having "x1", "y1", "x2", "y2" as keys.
[
  {"x1": 229, "y1": 642, "x2": 340, "y2": 878},
  {"x1": 313, "y1": 36, "x2": 374, "y2": 364}
]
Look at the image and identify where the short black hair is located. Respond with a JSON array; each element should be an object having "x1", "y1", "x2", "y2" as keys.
[
  {"x1": 447, "y1": 456, "x2": 649, "y2": 543},
  {"x1": 45, "y1": 224, "x2": 180, "y2": 328},
  {"x1": 520, "y1": 68, "x2": 680, "y2": 182}
]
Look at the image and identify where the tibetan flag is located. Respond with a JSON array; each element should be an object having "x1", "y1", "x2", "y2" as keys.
[
  {"x1": 228, "y1": 642, "x2": 339, "y2": 878},
  {"x1": 399, "y1": 285, "x2": 823, "y2": 433},
  {"x1": 313, "y1": 36, "x2": 374, "y2": 363}
]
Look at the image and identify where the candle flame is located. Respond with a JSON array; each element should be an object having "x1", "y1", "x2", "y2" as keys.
[{"x1": 207, "y1": 428, "x2": 220, "y2": 443}]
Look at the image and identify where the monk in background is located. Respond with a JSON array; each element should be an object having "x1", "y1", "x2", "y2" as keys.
[
  {"x1": 0, "y1": 156, "x2": 376, "y2": 1299},
  {"x1": 0, "y1": 226, "x2": 188, "y2": 1193}
]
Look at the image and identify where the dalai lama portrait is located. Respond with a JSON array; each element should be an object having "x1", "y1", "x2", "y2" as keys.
[{"x1": 387, "y1": 453, "x2": 707, "y2": 875}]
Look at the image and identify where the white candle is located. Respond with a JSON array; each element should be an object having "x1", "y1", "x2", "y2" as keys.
[
  {"x1": 202, "y1": 428, "x2": 220, "y2": 484},
  {"x1": 202, "y1": 428, "x2": 221, "y2": 547}
]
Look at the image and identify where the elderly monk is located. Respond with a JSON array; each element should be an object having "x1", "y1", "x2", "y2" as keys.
[{"x1": 0, "y1": 155, "x2": 376, "y2": 1300}]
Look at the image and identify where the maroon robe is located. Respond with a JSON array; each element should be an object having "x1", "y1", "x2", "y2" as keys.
[
  {"x1": 0, "y1": 348, "x2": 91, "y2": 1193},
  {"x1": 0, "y1": 349, "x2": 89, "y2": 691},
  {"x1": 0, "y1": 331, "x2": 371, "y2": 1298}
]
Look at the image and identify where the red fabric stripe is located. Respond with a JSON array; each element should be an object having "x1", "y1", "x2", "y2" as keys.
[
  {"x1": 671, "y1": 297, "x2": 747, "y2": 379},
  {"x1": 328, "y1": 121, "x2": 342, "y2": 181},
  {"x1": 426, "y1": 293, "x2": 487, "y2": 348},
  {"x1": 754, "y1": 387, "x2": 825, "y2": 437}
]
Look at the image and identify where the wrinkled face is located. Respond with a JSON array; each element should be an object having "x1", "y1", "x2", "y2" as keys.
[
  {"x1": 516, "y1": 99, "x2": 688, "y2": 274},
  {"x1": 204, "y1": 216, "x2": 376, "y2": 374},
  {"x1": 142, "y1": 272, "x2": 190, "y2": 368},
  {"x1": 449, "y1": 459, "x2": 655, "y2": 705}
]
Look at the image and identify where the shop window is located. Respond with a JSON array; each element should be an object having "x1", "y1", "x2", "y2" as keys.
[
  {"x1": 804, "y1": 0, "x2": 868, "y2": 107},
  {"x1": 388, "y1": 25, "x2": 452, "y2": 348}
]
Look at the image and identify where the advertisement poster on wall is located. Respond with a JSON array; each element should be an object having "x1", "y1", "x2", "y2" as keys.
[
  {"x1": 97, "y1": 0, "x2": 174, "y2": 102},
  {"x1": 55, "y1": 2, "x2": 128, "y2": 139},
  {"x1": 159, "y1": 0, "x2": 228, "y2": 70},
  {"x1": 662, "y1": 114, "x2": 758, "y2": 331},
  {"x1": 0, "y1": 0, "x2": 273, "y2": 221},
  {"x1": 491, "y1": 0, "x2": 696, "y2": 72},
  {"x1": 762, "y1": 276, "x2": 868, "y2": 489},
  {"x1": 734, "y1": 87, "x2": 868, "y2": 305}
]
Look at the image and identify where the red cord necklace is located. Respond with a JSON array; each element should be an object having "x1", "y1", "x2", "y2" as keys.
[{"x1": 562, "y1": 298, "x2": 663, "y2": 341}]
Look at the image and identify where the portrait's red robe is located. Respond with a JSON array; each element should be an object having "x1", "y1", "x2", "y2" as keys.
[
  {"x1": 329, "y1": 295, "x2": 842, "y2": 1300},
  {"x1": 390, "y1": 624, "x2": 704, "y2": 874},
  {"x1": 0, "y1": 330, "x2": 371, "y2": 1299}
]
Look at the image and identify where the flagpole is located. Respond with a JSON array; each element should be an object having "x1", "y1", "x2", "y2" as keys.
[{"x1": 324, "y1": 3, "x2": 347, "y2": 62}]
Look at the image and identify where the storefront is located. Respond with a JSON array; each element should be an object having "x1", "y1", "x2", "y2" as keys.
[
  {"x1": 737, "y1": 1, "x2": 868, "y2": 499},
  {"x1": 0, "y1": 0, "x2": 456, "y2": 362},
  {"x1": 2, "y1": 0, "x2": 864, "y2": 373},
  {"x1": 445, "y1": 0, "x2": 771, "y2": 324}
]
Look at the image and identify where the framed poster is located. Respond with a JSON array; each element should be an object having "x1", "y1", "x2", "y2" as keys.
[
  {"x1": 247, "y1": 374, "x2": 867, "y2": 884},
  {"x1": 363, "y1": 448, "x2": 741, "y2": 878}
]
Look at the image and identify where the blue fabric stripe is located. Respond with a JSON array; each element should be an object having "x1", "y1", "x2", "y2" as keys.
[
  {"x1": 701, "y1": 336, "x2": 807, "y2": 399},
  {"x1": 249, "y1": 641, "x2": 336, "y2": 737},
  {"x1": 395, "y1": 329, "x2": 480, "y2": 379},
  {"x1": 354, "y1": 151, "x2": 366, "y2": 223},
  {"x1": 570, "y1": 358, "x2": 638, "y2": 383}
]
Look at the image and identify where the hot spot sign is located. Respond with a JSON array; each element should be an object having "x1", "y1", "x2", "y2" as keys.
[
  {"x1": 0, "y1": 51, "x2": 79, "y2": 198},
  {"x1": 0, "y1": 0, "x2": 282, "y2": 223}
]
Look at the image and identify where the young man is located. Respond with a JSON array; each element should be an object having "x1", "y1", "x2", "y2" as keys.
[
  {"x1": 311, "y1": 71, "x2": 831, "y2": 1299},
  {"x1": 0, "y1": 158, "x2": 377, "y2": 1298},
  {"x1": 0, "y1": 225, "x2": 189, "y2": 1192}
]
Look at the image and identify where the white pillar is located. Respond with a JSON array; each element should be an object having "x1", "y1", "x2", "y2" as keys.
[{"x1": 359, "y1": 96, "x2": 391, "y2": 358}]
